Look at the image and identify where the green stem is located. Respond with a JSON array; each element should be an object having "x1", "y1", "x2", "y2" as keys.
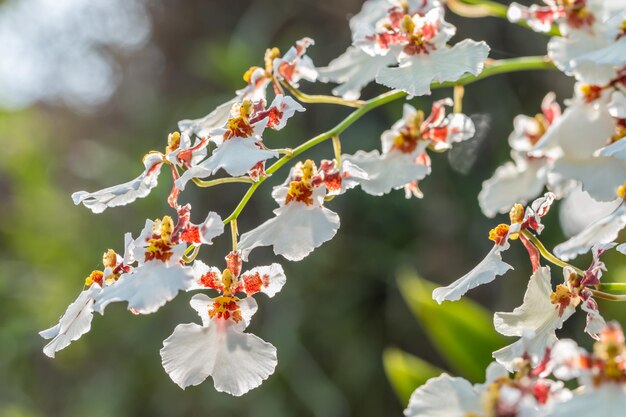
[
  {"x1": 521, "y1": 230, "x2": 585, "y2": 276},
  {"x1": 192, "y1": 176, "x2": 255, "y2": 187},
  {"x1": 589, "y1": 288, "x2": 626, "y2": 302},
  {"x1": 222, "y1": 56, "x2": 556, "y2": 224},
  {"x1": 281, "y1": 80, "x2": 365, "y2": 108},
  {"x1": 597, "y1": 283, "x2": 626, "y2": 293}
]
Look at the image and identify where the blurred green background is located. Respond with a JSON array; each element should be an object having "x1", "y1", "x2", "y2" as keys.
[{"x1": 1, "y1": 1, "x2": 625, "y2": 416}]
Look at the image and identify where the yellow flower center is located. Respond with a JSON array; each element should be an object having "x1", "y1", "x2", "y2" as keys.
[
  {"x1": 166, "y1": 131, "x2": 181, "y2": 154},
  {"x1": 286, "y1": 160, "x2": 317, "y2": 205},
  {"x1": 488, "y1": 224, "x2": 509, "y2": 244},
  {"x1": 145, "y1": 216, "x2": 175, "y2": 262}
]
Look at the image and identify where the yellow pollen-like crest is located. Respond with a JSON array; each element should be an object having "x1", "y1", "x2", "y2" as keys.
[
  {"x1": 300, "y1": 159, "x2": 316, "y2": 186},
  {"x1": 85, "y1": 270, "x2": 104, "y2": 287},
  {"x1": 488, "y1": 224, "x2": 509, "y2": 243},
  {"x1": 243, "y1": 66, "x2": 261, "y2": 83},
  {"x1": 400, "y1": 15, "x2": 415, "y2": 34},
  {"x1": 102, "y1": 249, "x2": 117, "y2": 269},
  {"x1": 509, "y1": 203, "x2": 524, "y2": 225},
  {"x1": 221, "y1": 269, "x2": 234, "y2": 295},
  {"x1": 264, "y1": 47, "x2": 280, "y2": 74},
  {"x1": 166, "y1": 131, "x2": 181, "y2": 154},
  {"x1": 550, "y1": 284, "x2": 574, "y2": 306}
]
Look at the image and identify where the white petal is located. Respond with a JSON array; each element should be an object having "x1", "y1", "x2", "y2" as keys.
[
  {"x1": 558, "y1": 185, "x2": 622, "y2": 238},
  {"x1": 265, "y1": 95, "x2": 305, "y2": 130},
  {"x1": 40, "y1": 284, "x2": 102, "y2": 358},
  {"x1": 551, "y1": 156, "x2": 626, "y2": 202},
  {"x1": 547, "y1": 33, "x2": 611, "y2": 82},
  {"x1": 570, "y1": 36, "x2": 626, "y2": 85},
  {"x1": 581, "y1": 297, "x2": 606, "y2": 339},
  {"x1": 595, "y1": 140, "x2": 626, "y2": 160},
  {"x1": 238, "y1": 203, "x2": 340, "y2": 262},
  {"x1": 93, "y1": 262, "x2": 195, "y2": 314},
  {"x1": 608, "y1": 91, "x2": 626, "y2": 119},
  {"x1": 188, "y1": 261, "x2": 222, "y2": 292},
  {"x1": 71, "y1": 153, "x2": 163, "y2": 213},
  {"x1": 544, "y1": 385, "x2": 626, "y2": 417},
  {"x1": 554, "y1": 203, "x2": 626, "y2": 261},
  {"x1": 479, "y1": 155, "x2": 549, "y2": 217},
  {"x1": 404, "y1": 374, "x2": 482, "y2": 417},
  {"x1": 343, "y1": 149, "x2": 430, "y2": 196},
  {"x1": 493, "y1": 266, "x2": 575, "y2": 369},
  {"x1": 432, "y1": 243, "x2": 513, "y2": 303},
  {"x1": 534, "y1": 97, "x2": 615, "y2": 159},
  {"x1": 240, "y1": 263, "x2": 286, "y2": 297},
  {"x1": 317, "y1": 46, "x2": 396, "y2": 100},
  {"x1": 160, "y1": 317, "x2": 277, "y2": 396},
  {"x1": 178, "y1": 98, "x2": 237, "y2": 138},
  {"x1": 199, "y1": 211, "x2": 224, "y2": 244},
  {"x1": 190, "y1": 137, "x2": 277, "y2": 179},
  {"x1": 550, "y1": 339, "x2": 582, "y2": 381},
  {"x1": 617, "y1": 243, "x2": 626, "y2": 255},
  {"x1": 376, "y1": 40, "x2": 489, "y2": 97}
]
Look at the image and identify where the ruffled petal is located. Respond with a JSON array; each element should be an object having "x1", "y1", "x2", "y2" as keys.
[
  {"x1": 432, "y1": 243, "x2": 513, "y2": 303},
  {"x1": 554, "y1": 203, "x2": 626, "y2": 261},
  {"x1": 93, "y1": 261, "x2": 195, "y2": 314},
  {"x1": 479, "y1": 155, "x2": 549, "y2": 217},
  {"x1": 198, "y1": 211, "x2": 225, "y2": 244},
  {"x1": 317, "y1": 46, "x2": 397, "y2": 100},
  {"x1": 160, "y1": 308, "x2": 276, "y2": 395},
  {"x1": 595, "y1": 140, "x2": 626, "y2": 160},
  {"x1": 238, "y1": 202, "x2": 340, "y2": 262},
  {"x1": 375, "y1": 40, "x2": 489, "y2": 97},
  {"x1": 493, "y1": 267, "x2": 575, "y2": 370},
  {"x1": 558, "y1": 185, "x2": 622, "y2": 238},
  {"x1": 343, "y1": 149, "x2": 430, "y2": 196},
  {"x1": 404, "y1": 374, "x2": 482, "y2": 417},
  {"x1": 544, "y1": 385, "x2": 626, "y2": 417},
  {"x1": 40, "y1": 284, "x2": 102, "y2": 358},
  {"x1": 71, "y1": 153, "x2": 164, "y2": 213},
  {"x1": 178, "y1": 98, "x2": 238, "y2": 138},
  {"x1": 240, "y1": 263, "x2": 286, "y2": 297}
]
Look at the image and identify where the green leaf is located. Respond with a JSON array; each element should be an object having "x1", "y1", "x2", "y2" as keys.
[
  {"x1": 383, "y1": 347, "x2": 442, "y2": 405},
  {"x1": 397, "y1": 270, "x2": 506, "y2": 382}
]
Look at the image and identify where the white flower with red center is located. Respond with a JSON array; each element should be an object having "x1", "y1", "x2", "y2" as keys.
[
  {"x1": 433, "y1": 193, "x2": 555, "y2": 303},
  {"x1": 507, "y1": 0, "x2": 603, "y2": 34},
  {"x1": 554, "y1": 184, "x2": 626, "y2": 261},
  {"x1": 480, "y1": 93, "x2": 562, "y2": 217},
  {"x1": 319, "y1": 2, "x2": 489, "y2": 98},
  {"x1": 272, "y1": 37, "x2": 318, "y2": 87},
  {"x1": 405, "y1": 361, "x2": 568, "y2": 417},
  {"x1": 40, "y1": 236, "x2": 135, "y2": 357},
  {"x1": 493, "y1": 266, "x2": 577, "y2": 370},
  {"x1": 531, "y1": 86, "x2": 626, "y2": 202},
  {"x1": 237, "y1": 159, "x2": 353, "y2": 261},
  {"x1": 344, "y1": 99, "x2": 474, "y2": 197},
  {"x1": 176, "y1": 96, "x2": 304, "y2": 189},
  {"x1": 72, "y1": 152, "x2": 165, "y2": 213},
  {"x1": 160, "y1": 251, "x2": 285, "y2": 396},
  {"x1": 93, "y1": 211, "x2": 224, "y2": 315},
  {"x1": 546, "y1": 322, "x2": 626, "y2": 417},
  {"x1": 494, "y1": 254, "x2": 615, "y2": 371},
  {"x1": 179, "y1": 38, "x2": 316, "y2": 138},
  {"x1": 544, "y1": 3, "x2": 626, "y2": 85},
  {"x1": 71, "y1": 129, "x2": 212, "y2": 214}
]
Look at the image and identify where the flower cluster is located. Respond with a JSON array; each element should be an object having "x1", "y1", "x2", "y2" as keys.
[
  {"x1": 42, "y1": 0, "x2": 626, "y2": 412},
  {"x1": 43, "y1": 0, "x2": 490, "y2": 396}
]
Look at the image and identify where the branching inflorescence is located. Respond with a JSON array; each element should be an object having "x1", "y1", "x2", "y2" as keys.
[{"x1": 42, "y1": 0, "x2": 626, "y2": 414}]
